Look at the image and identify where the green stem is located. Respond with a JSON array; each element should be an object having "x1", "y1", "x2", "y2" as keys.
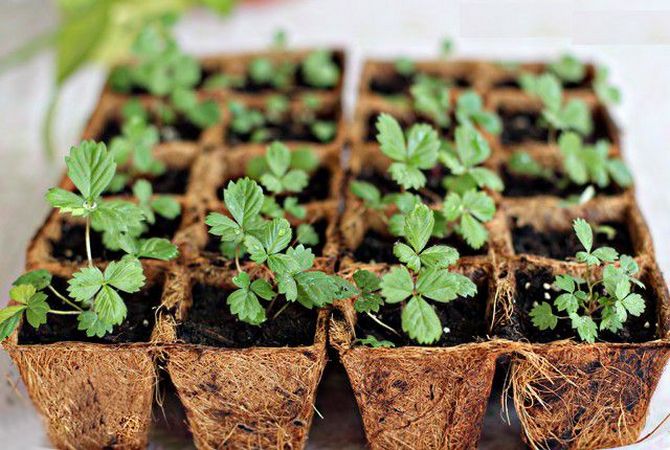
[
  {"x1": 48, "y1": 309, "x2": 81, "y2": 316},
  {"x1": 47, "y1": 285, "x2": 83, "y2": 312},
  {"x1": 0, "y1": 29, "x2": 57, "y2": 75},
  {"x1": 271, "y1": 302, "x2": 290, "y2": 320},
  {"x1": 43, "y1": 85, "x2": 62, "y2": 161},
  {"x1": 85, "y1": 216, "x2": 94, "y2": 268},
  {"x1": 234, "y1": 246, "x2": 242, "y2": 273}
]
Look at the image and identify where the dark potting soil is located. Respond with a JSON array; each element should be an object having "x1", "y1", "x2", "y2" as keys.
[
  {"x1": 512, "y1": 220, "x2": 634, "y2": 260},
  {"x1": 499, "y1": 109, "x2": 611, "y2": 146},
  {"x1": 364, "y1": 113, "x2": 455, "y2": 143},
  {"x1": 355, "y1": 269, "x2": 489, "y2": 347},
  {"x1": 352, "y1": 230, "x2": 486, "y2": 264},
  {"x1": 493, "y1": 76, "x2": 591, "y2": 90},
  {"x1": 226, "y1": 109, "x2": 338, "y2": 145},
  {"x1": 501, "y1": 167, "x2": 624, "y2": 198},
  {"x1": 355, "y1": 167, "x2": 446, "y2": 201},
  {"x1": 177, "y1": 283, "x2": 318, "y2": 347},
  {"x1": 51, "y1": 216, "x2": 180, "y2": 263},
  {"x1": 98, "y1": 120, "x2": 122, "y2": 144},
  {"x1": 113, "y1": 168, "x2": 191, "y2": 196},
  {"x1": 368, "y1": 71, "x2": 470, "y2": 95},
  {"x1": 513, "y1": 267, "x2": 658, "y2": 343},
  {"x1": 18, "y1": 276, "x2": 162, "y2": 344}
]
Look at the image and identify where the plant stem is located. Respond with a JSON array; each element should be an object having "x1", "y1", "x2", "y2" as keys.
[
  {"x1": 234, "y1": 246, "x2": 242, "y2": 273},
  {"x1": 47, "y1": 285, "x2": 83, "y2": 312},
  {"x1": 0, "y1": 29, "x2": 56, "y2": 75},
  {"x1": 271, "y1": 302, "x2": 290, "y2": 320},
  {"x1": 85, "y1": 216, "x2": 94, "y2": 268},
  {"x1": 366, "y1": 312, "x2": 400, "y2": 336},
  {"x1": 43, "y1": 85, "x2": 62, "y2": 161},
  {"x1": 49, "y1": 309, "x2": 81, "y2": 316}
]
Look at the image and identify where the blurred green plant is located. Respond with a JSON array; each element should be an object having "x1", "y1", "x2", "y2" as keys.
[{"x1": 0, "y1": 0, "x2": 237, "y2": 159}]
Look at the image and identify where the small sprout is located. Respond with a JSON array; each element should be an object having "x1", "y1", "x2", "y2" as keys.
[
  {"x1": 530, "y1": 219, "x2": 645, "y2": 343},
  {"x1": 228, "y1": 101, "x2": 267, "y2": 139},
  {"x1": 301, "y1": 50, "x2": 340, "y2": 88},
  {"x1": 356, "y1": 335, "x2": 395, "y2": 348},
  {"x1": 594, "y1": 65, "x2": 622, "y2": 105},
  {"x1": 455, "y1": 91, "x2": 502, "y2": 135},
  {"x1": 272, "y1": 28, "x2": 288, "y2": 49},
  {"x1": 548, "y1": 53, "x2": 586, "y2": 84},
  {"x1": 265, "y1": 95, "x2": 290, "y2": 123},
  {"x1": 394, "y1": 57, "x2": 415, "y2": 77},
  {"x1": 410, "y1": 74, "x2": 451, "y2": 128},
  {"x1": 440, "y1": 37, "x2": 454, "y2": 58}
]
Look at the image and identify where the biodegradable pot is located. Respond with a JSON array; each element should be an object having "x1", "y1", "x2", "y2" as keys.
[
  {"x1": 198, "y1": 48, "x2": 347, "y2": 100},
  {"x1": 496, "y1": 194, "x2": 653, "y2": 269},
  {"x1": 2, "y1": 264, "x2": 166, "y2": 450},
  {"x1": 496, "y1": 258, "x2": 670, "y2": 450},
  {"x1": 331, "y1": 262, "x2": 505, "y2": 450},
  {"x1": 212, "y1": 93, "x2": 347, "y2": 157},
  {"x1": 485, "y1": 90, "x2": 620, "y2": 155},
  {"x1": 156, "y1": 266, "x2": 329, "y2": 449}
]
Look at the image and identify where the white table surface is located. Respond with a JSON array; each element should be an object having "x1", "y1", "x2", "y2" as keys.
[{"x1": 1, "y1": 0, "x2": 670, "y2": 448}]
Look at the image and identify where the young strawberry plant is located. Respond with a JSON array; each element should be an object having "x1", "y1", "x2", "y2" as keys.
[
  {"x1": 109, "y1": 22, "x2": 220, "y2": 132},
  {"x1": 301, "y1": 50, "x2": 341, "y2": 89},
  {"x1": 529, "y1": 219, "x2": 645, "y2": 343},
  {"x1": 548, "y1": 53, "x2": 586, "y2": 85},
  {"x1": 455, "y1": 91, "x2": 502, "y2": 135},
  {"x1": 410, "y1": 74, "x2": 451, "y2": 128},
  {"x1": 0, "y1": 141, "x2": 178, "y2": 341},
  {"x1": 519, "y1": 72, "x2": 592, "y2": 140},
  {"x1": 205, "y1": 177, "x2": 351, "y2": 325},
  {"x1": 350, "y1": 204, "x2": 477, "y2": 345}
]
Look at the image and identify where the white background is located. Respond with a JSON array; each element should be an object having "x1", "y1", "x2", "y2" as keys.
[{"x1": 1, "y1": 0, "x2": 670, "y2": 448}]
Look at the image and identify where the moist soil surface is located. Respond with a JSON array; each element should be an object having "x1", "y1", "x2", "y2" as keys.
[
  {"x1": 368, "y1": 71, "x2": 470, "y2": 95},
  {"x1": 113, "y1": 168, "x2": 191, "y2": 196},
  {"x1": 499, "y1": 108, "x2": 610, "y2": 146},
  {"x1": 512, "y1": 267, "x2": 658, "y2": 343},
  {"x1": 98, "y1": 117, "x2": 202, "y2": 144},
  {"x1": 512, "y1": 220, "x2": 634, "y2": 260},
  {"x1": 226, "y1": 110, "x2": 338, "y2": 145},
  {"x1": 51, "y1": 217, "x2": 180, "y2": 263},
  {"x1": 501, "y1": 167, "x2": 623, "y2": 198},
  {"x1": 352, "y1": 229, "x2": 486, "y2": 264},
  {"x1": 177, "y1": 283, "x2": 318, "y2": 347},
  {"x1": 18, "y1": 276, "x2": 163, "y2": 344},
  {"x1": 355, "y1": 268, "x2": 489, "y2": 347}
]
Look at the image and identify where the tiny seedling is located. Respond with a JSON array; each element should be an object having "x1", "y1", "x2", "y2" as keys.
[
  {"x1": 455, "y1": 91, "x2": 502, "y2": 135},
  {"x1": 205, "y1": 178, "x2": 352, "y2": 325},
  {"x1": 298, "y1": 94, "x2": 337, "y2": 143},
  {"x1": 248, "y1": 57, "x2": 296, "y2": 90},
  {"x1": 0, "y1": 141, "x2": 178, "y2": 341},
  {"x1": 440, "y1": 37, "x2": 454, "y2": 59},
  {"x1": 548, "y1": 53, "x2": 586, "y2": 84},
  {"x1": 410, "y1": 74, "x2": 451, "y2": 128},
  {"x1": 530, "y1": 219, "x2": 645, "y2": 343},
  {"x1": 265, "y1": 95, "x2": 290, "y2": 124},
  {"x1": 301, "y1": 50, "x2": 340, "y2": 88},
  {"x1": 593, "y1": 65, "x2": 621, "y2": 105},
  {"x1": 352, "y1": 204, "x2": 476, "y2": 345},
  {"x1": 228, "y1": 101, "x2": 268, "y2": 143},
  {"x1": 519, "y1": 72, "x2": 592, "y2": 139},
  {"x1": 394, "y1": 57, "x2": 416, "y2": 77}
]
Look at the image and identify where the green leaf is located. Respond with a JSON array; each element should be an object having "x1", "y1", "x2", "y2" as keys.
[
  {"x1": 607, "y1": 159, "x2": 633, "y2": 187},
  {"x1": 570, "y1": 314, "x2": 598, "y2": 343},
  {"x1": 25, "y1": 292, "x2": 49, "y2": 328},
  {"x1": 227, "y1": 288, "x2": 266, "y2": 325},
  {"x1": 46, "y1": 188, "x2": 86, "y2": 216},
  {"x1": 223, "y1": 178, "x2": 264, "y2": 230},
  {"x1": 68, "y1": 267, "x2": 105, "y2": 302},
  {"x1": 380, "y1": 266, "x2": 414, "y2": 304},
  {"x1": 0, "y1": 307, "x2": 24, "y2": 341},
  {"x1": 77, "y1": 310, "x2": 113, "y2": 338},
  {"x1": 104, "y1": 258, "x2": 145, "y2": 293},
  {"x1": 621, "y1": 293, "x2": 645, "y2": 317},
  {"x1": 206, "y1": 212, "x2": 241, "y2": 242},
  {"x1": 404, "y1": 204, "x2": 434, "y2": 253},
  {"x1": 353, "y1": 270, "x2": 381, "y2": 293},
  {"x1": 573, "y1": 218, "x2": 593, "y2": 253},
  {"x1": 416, "y1": 269, "x2": 476, "y2": 302},
  {"x1": 9, "y1": 284, "x2": 37, "y2": 304},
  {"x1": 301, "y1": 50, "x2": 340, "y2": 88},
  {"x1": 411, "y1": 75, "x2": 451, "y2": 127},
  {"x1": 376, "y1": 113, "x2": 406, "y2": 161},
  {"x1": 244, "y1": 235, "x2": 267, "y2": 263},
  {"x1": 592, "y1": 247, "x2": 619, "y2": 263},
  {"x1": 13, "y1": 270, "x2": 52, "y2": 291},
  {"x1": 393, "y1": 243, "x2": 421, "y2": 272},
  {"x1": 406, "y1": 124, "x2": 440, "y2": 168},
  {"x1": 549, "y1": 53, "x2": 586, "y2": 83},
  {"x1": 266, "y1": 141, "x2": 291, "y2": 177},
  {"x1": 250, "y1": 279, "x2": 276, "y2": 301},
  {"x1": 137, "y1": 238, "x2": 179, "y2": 260},
  {"x1": 555, "y1": 293, "x2": 579, "y2": 315},
  {"x1": 469, "y1": 168, "x2": 503, "y2": 191},
  {"x1": 294, "y1": 271, "x2": 340, "y2": 308},
  {"x1": 296, "y1": 223, "x2": 319, "y2": 246},
  {"x1": 460, "y1": 213, "x2": 488, "y2": 249},
  {"x1": 356, "y1": 335, "x2": 395, "y2": 348},
  {"x1": 65, "y1": 140, "x2": 116, "y2": 201},
  {"x1": 402, "y1": 296, "x2": 442, "y2": 344},
  {"x1": 553, "y1": 274, "x2": 576, "y2": 293},
  {"x1": 420, "y1": 245, "x2": 459, "y2": 269},
  {"x1": 150, "y1": 196, "x2": 181, "y2": 219},
  {"x1": 94, "y1": 285, "x2": 127, "y2": 326},
  {"x1": 261, "y1": 218, "x2": 292, "y2": 255},
  {"x1": 281, "y1": 169, "x2": 309, "y2": 193},
  {"x1": 530, "y1": 302, "x2": 558, "y2": 330},
  {"x1": 389, "y1": 163, "x2": 426, "y2": 190},
  {"x1": 350, "y1": 181, "x2": 381, "y2": 206}
]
